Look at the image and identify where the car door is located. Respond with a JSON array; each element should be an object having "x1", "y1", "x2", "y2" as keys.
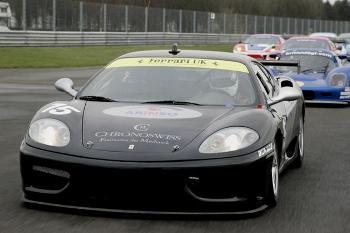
[
  {"x1": 259, "y1": 62, "x2": 298, "y2": 146},
  {"x1": 252, "y1": 62, "x2": 296, "y2": 148}
]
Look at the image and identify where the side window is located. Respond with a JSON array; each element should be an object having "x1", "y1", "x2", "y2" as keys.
[
  {"x1": 252, "y1": 63, "x2": 274, "y2": 98},
  {"x1": 258, "y1": 64, "x2": 278, "y2": 94}
]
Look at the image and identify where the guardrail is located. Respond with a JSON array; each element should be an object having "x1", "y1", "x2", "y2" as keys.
[{"x1": 0, "y1": 31, "x2": 250, "y2": 47}]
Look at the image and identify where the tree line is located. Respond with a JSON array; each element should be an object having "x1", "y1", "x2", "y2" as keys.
[{"x1": 83, "y1": 0, "x2": 350, "y2": 21}]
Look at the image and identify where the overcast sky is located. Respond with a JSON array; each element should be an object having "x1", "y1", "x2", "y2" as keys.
[{"x1": 324, "y1": 0, "x2": 337, "y2": 4}]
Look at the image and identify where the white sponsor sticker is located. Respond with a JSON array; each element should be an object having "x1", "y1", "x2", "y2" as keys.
[
  {"x1": 103, "y1": 106, "x2": 202, "y2": 119},
  {"x1": 42, "y1": 103, "x2": 80, "y2": 115}
]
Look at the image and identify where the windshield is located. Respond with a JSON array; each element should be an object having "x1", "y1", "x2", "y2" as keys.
[
  {"x1": 78, "y1": 58, "x2": 256, "y2": 106},
  {"x1": 276, "y1": 54, "x2": 335, "y2": 74},
  {"x1": 244, "y1": 36, "x2": 280, "y2": 45},
  {"x1": 283, "y1": 39, "x2": 330, "y2": 50}
]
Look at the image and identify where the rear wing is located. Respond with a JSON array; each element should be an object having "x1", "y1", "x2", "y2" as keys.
[{"x1": 260, "y1": 60, "x2": 300, "y2": 73}]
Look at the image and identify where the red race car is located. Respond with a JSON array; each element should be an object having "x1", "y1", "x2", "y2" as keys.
[{"x1": 233, "y1": 34, "x2": 285, "y2": 60}]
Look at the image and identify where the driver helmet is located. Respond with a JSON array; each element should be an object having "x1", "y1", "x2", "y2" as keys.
[{"x1": 208, "y1": 71, "x2": 239, "y2": 96}]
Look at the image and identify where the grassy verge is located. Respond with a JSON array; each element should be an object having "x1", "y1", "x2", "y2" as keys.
[{"x1": 0, "y1": 44, "x2": 232, "y2": 69}]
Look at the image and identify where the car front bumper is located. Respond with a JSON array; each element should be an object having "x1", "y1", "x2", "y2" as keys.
[{"x1": 20, "y1": 144, "x2": 273, "y2": 215}]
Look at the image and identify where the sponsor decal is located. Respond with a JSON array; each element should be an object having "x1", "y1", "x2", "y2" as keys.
[
  {"x1": 103, "y1": 106, "x2": 202, "y2": 119},
  {"x1": 95, "y1": 130, "x2": 181, "y2": 145},
  {"x1": 285, "y1": 51, "x2": 333, "y2": 59},
  {"x1": 95, "y1": 124, "x2": 182, "y2": 146},
  {"x1": 345, "y1": 87, "x2": 350, "y2": 92},
  {"x1": 296, "y1": 81, "x2": 305, "y2": 87},
  {"x1": 340, "y1": 91, "x2": 350, "y2": 99},
  {"x1": 258, "y1": 143, "x2": 274, "y2": 158},
  {"x1": 42, "y1": 103, "x2": 80, "y2": 115},
  {"x1": 106, "y1": 57, "x2": 249, "y2": 73},
  {"x1": 340, "y1": 95, "x2": 350, "y2": 99},
  {"x1": 133, "y1": 124, "x2": 151, "y2": 132}
]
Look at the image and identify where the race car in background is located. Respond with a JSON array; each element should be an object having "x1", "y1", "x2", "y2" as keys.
[
  {"x1": 282, "y1": 36, "x2": 338, "y2": 52},
  {"x1": 233, "y1": 34, "x2": 284, "y2": 60},
  {"x1": 264, "y1": 49, "x2": 350, "y2": 104},
  {"x1": 268, "y1": 36, "x2": 343, "y2": 60}
]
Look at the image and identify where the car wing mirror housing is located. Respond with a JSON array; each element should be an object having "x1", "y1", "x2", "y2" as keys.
[
  {"x1": 338, "y1": 54, "x2": 348, "y2": 60},
  {"x1": 268, "y1": 87, "x2": 302, "y2": 106},
  {"x1": 55, "y1": 78, "x2": 78, "y2": 97}
]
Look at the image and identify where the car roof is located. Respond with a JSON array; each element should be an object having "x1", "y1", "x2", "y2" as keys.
[
  {"x1": 118, "y1": 50, "x2": 257, "y2": 65},
  {"x1": 288, "y1": 36, "x2": 331, "y2": 41},
  {"x1": 310, "y1": 32, "x2": 337, "y2": 38},
  {"x1": 339, "y1": 33, "x2": 350, "y2": 39}
]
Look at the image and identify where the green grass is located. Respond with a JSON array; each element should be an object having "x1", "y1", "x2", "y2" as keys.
[{"x1": 0, "y1": 45, "x2": 232, "y2": 69}]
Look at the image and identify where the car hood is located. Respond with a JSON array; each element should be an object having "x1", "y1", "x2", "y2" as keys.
[
  {"x1": 82, "y1": 102, "x2": 236, "y2": 153},
  {"x1": 247, "y1": 44, "x2": 272, "y2": 51},
  {"x1": 287, "y1": 73, "x2": 328, "y2": 87}
]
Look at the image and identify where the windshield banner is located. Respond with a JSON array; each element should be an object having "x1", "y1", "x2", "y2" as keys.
[{"x1": 107, "y1": 57, "x2": 249, "y2": 73}]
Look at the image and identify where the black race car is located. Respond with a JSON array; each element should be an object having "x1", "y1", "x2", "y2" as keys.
[{"x1": 20, "y1": 46, "x2": 305, "y2": 215}]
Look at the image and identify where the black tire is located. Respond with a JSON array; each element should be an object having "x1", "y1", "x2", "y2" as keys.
[
  {"x1": 291, "y1": 118, "x2": 304, "y2": 168},
  {"x1": 265, "y1": 142, "x2": 279, "y2": 207}
]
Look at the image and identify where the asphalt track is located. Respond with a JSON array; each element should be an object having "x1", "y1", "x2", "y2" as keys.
[{"x1": 0, "y1": 68, "x2": 350, "y2": 233}]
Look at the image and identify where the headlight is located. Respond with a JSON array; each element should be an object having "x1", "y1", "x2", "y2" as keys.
[
  {"x1": 199, "y1": 127, "x2": 259, "y2": 154},
  {"x1": 330, "y1": 73, "x2": 347, "y2": 87},
  {"x1": 234, "y1": 45, "x2": 245, "y2": 52},
  {"x1": 29, "y1": 118, "x2": 70, "y2": 147}
]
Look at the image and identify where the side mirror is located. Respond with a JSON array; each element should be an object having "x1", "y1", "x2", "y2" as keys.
[
  {"x1": 55, "y1": 78, "x2": 78, "y2": 97},
  {"x1": 337, "y1": 45, "x2": 343, "y2": 50},
  {"x1": 268, "y1": 87, "x2": 302, "y2": 106}
]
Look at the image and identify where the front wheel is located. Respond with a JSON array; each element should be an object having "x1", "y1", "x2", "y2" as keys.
[
  {"x1": 291, "y1": 118, "x2": 304, "y2": 168},
  {"x1": 265, "y1": 143, "x2": 279, "y2": 207}
]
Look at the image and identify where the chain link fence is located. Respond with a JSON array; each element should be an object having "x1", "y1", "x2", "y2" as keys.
[{"x1": 2, "y1": 0, "x2": 350, "y2": 34}]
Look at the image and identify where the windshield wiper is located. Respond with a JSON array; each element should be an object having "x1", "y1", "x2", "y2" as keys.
[
  {"x1": 79, "y1": 96, "x2": 116, "y2": 102},
  {"x1": 142, "y1": 100, "x2": 202, "y2": 106}
]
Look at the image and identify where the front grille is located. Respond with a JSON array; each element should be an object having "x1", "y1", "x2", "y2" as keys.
[
  {"x1": 321, "y1": 92, "x2": 332, "y2": 97},
  {"x1": 303, "y1": 90, "x2": 315, "y2": 100},
  {"x1": 22, "y1": 155, "x2": 268, "y2": 213}
]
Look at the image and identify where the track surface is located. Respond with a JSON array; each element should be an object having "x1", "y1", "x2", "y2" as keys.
[{"x1": 0, "y1": 68, "x2": 349, "y2": 233}]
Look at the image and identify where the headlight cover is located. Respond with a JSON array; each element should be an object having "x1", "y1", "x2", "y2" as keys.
[
  {"x1": 199, "y1": 127, "x2": 259, "y2": 154},
  {"x1": 29, "y1": 118, "x2": 70, "y2": 147},
  {"x1": 330, "y1": 73, "x2": 347, "y2": 87}
]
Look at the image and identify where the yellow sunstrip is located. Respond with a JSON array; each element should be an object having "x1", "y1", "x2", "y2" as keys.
[{"x1": 107, "y1": 57, "x2": 249, "y2": 73}]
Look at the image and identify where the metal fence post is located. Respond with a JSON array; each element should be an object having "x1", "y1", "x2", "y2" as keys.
[
  {"x1": 294, "y1": 18, "x2": 297, "y2": 34},
  {"x1": 162, "y1": 8, "x2": 166, "y2": 32},
  {"x1": 287, "y1": 18, "x2": 290, "y2": 34},
  {"x1": 223, "y1": 13, "x2": 226, "y2": 34},
  {"x1": 254, "y1": 15, "x2": 257, "y2": 34},
  {"x1": 245, "y1": 14, "x2": 248, "y2": 34},
  {"x1": 179, "y1": 9, "x2": 182, "y2": 33},
  {"x1": 193, "y1": 11, "x2": 196, "y2": 33},
  {"x1": 125, "y1": 5, "x2": 128, "y2": 32},
  {"x1": 234, "y1": 14, "x2": 238, "y2": 34},
  {"x1": 22, "y1": 0, "x2": 26, "y2": 30},
  {"x1": 79, "y1": 1, "x2": 83, "y2": 32},
  {"x1": 103, "y1": 4, "x2": 107, "y2": 32},
  {"x1": 301, "y1": 19, "x2": 304, "y2": 34},
  {"x1": 207, "y1": 12, "x2": 211, "y2": 33},
  {"x1": 313, "y1": 19, "x2": 316, "y2": 33},
  {"x1": 272, "y1": 16, "x2": 275, "y2": 33},
  {"x1": 264, "y1": 16, "x2": 267, "y2": 34},
  {"x1": 145, "y1": 7, "x2": 148, "y2": 32},
  {"x1": 280, "y1": 17, "x2": 282, "y2": 34},
  {"x1": 52, "y1": 0, "x2": 56, "y2": 31}
]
